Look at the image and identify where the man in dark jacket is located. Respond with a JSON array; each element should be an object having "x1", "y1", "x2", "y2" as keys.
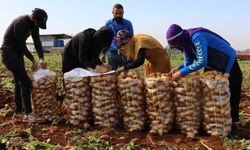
[
  {"x1": 62, "y1": 26, "x2": 113, "y2": 73},
  {"x1": 1, "y1": 8, "x2": 48, "y2": 123}
]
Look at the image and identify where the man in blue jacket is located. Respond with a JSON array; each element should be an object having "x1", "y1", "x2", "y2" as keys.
[
  {"x1": 166, "y1": 24, "x2": 242, "y2": 138},
  {"x1": 105, "y1": 3, "x2": 134, "y2": 70}
]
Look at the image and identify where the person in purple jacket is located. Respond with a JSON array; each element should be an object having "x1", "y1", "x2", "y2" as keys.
[{"x1": 166, "y1": 24, "x2": 242, "y2": 138}]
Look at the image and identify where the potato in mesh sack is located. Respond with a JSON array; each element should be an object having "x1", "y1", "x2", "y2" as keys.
[
  {"x1": 174, "y1": 73, "x2": 201, "y2": 138},
  {"x1": 32, "y1": 69, "x2": 58, "y2": 121},
  {"x1": 144, "y1": 73, "x2": 174, "y2": 135},
  {"x1": 201, "y1": 71, "x2": 231, "y2": 137},
  {"x1": 63, "y1": 68, "x2": 92, "y2": 127},
  {"x1": 117, "y1": 70, "x2": 146, "y2": 132},
  {"x1": 90, "y1": 73, "x2": 119, "y2": 128},
  {"x1": 64, "y1": 78, "x2": 91, "y2": 127}
]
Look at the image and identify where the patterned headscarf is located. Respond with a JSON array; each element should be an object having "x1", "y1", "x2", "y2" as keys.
[{"x1": 116, "y1": 30, "x2": 133, "y2": 49}]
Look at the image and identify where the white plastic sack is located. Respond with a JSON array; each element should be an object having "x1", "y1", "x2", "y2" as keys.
[
  {"x1": 63, "y1": 68, "x2": 115, "y2": 82},
  {"x1": 33, "y1": 69, "x2": 56, "y2": 81}
]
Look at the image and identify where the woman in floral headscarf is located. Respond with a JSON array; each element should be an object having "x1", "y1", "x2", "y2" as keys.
[{"x1": 115, "y1": 30, "x2": 170, "y2": 76}]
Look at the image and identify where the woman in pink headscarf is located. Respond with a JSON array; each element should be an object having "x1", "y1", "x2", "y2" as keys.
[{"x1": 115, "y1": 30, "x2": 170, "y2": 76}]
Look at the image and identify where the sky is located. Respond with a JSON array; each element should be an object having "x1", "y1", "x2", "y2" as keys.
[{"x1": 0, "y1": 0, "x2": 250, "y2": 50}]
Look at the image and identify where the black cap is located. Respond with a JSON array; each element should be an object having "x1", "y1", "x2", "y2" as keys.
[{"x1": 32, "y1": 8, "x2": 48, "y2": 29}]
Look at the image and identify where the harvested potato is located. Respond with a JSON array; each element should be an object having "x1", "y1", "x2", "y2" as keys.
[
  {"x1": 144, "y1": 72, "x2": 174, "y2": 135},
  {"x1": 201, "y1": 71, "x2": 232, "y2": 137},
  {"x1": 174, "y1": 73, "x2": 201, "y2": 138},
  {"x1": 118, "y1": 70, "x2": 146, "y2": 132},
  {"x1": 32, "y1": 69, "x2": 58, "y2": 121},
  {"x1": 90, "y1": 73, "x2": 119, "y2": 127}
]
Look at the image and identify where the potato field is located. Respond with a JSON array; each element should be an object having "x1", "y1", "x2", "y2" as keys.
[{"x1": 0, "y1": 53, "x2": 249, "y2": 150}]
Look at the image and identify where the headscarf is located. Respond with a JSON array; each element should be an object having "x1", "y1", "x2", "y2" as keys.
[
  {"x1": 166, "y1": 24, "x2": 229, "y2": 56},
  {"x1": 116, "y1": 30, "x2": 133, "y2": 49},
  {"x1": 93, "y1": 26, "x2": 114, "y2": 49}
]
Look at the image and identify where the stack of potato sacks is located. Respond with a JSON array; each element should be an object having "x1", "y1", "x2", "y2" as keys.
[
  {"x1": 32, "y1": 69, "x2": 58, "y2": 121},
  {"x1": 144, "y1": 73, "x2": 174, "y2": 135},
  {"x1": 90, "y1": 73, "x2": 119, "y2": 127},
  {"x1": 63, "y1": 68, "x2": 92, "y2": 127},
  {"x1": 117, "y1": 70, "x2": 146, "y2": 132},
  {"x1": 174, "y1": 73, "x2": 201, "y2": 138},
  {"x1": 201, "y1": 71, "x2": 231, "y2": 137}
]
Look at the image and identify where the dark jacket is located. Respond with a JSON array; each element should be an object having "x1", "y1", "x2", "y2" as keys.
[
  {"x1": 1, "y1": 15, "x2": 44, "y2": 60},
  {"x1": 62, "y1": 27, "x2": 113, "y2": 73}
]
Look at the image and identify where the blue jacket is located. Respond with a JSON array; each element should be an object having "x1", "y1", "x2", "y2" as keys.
[
  {"x1": 105, "y1": 18, "x2": 133, "y2": 55},
  {"x1": 179, "y1": 32, "x2": 236, "y2": 75}
]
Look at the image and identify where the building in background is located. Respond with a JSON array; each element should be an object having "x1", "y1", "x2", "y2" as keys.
[
  {"x1": 40, "y1": 33, "x2": 72, "y2": 53},
  {"x1": 27, "y1": 33, "x2": 72, "y2": 54}
]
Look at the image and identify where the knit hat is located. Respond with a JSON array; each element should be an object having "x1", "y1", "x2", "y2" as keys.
[{"x1": 166, "y1": 24, "x2": 183, "y2": 48}]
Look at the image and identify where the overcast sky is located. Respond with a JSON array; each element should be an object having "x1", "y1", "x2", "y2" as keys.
[{"x1": 0, "y1": 0, "x2": 249, "y2": 50}]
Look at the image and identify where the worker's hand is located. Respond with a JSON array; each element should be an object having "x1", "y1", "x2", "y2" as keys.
[
  {"x1": 170, "y1": 67, "x2": 179, "y2": 75},
  {"x1": 171, "y1": 70, "x2": 182, "y2": 81},
  {"x1": 116, "y1": 66, "x2": 125, "y2": 74},
  {"x1": 95, "y1": 65, "x2": 111, "y2": 73},
  {"x1": 31, "y1": 60, "x2": 39, "y2": 72},
  {"x1": 39, "y1": 59, "x2": 47, "y2": 69},
  {"x1": 104, "y1": 65, "x2": 112, "y2": 71}
]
